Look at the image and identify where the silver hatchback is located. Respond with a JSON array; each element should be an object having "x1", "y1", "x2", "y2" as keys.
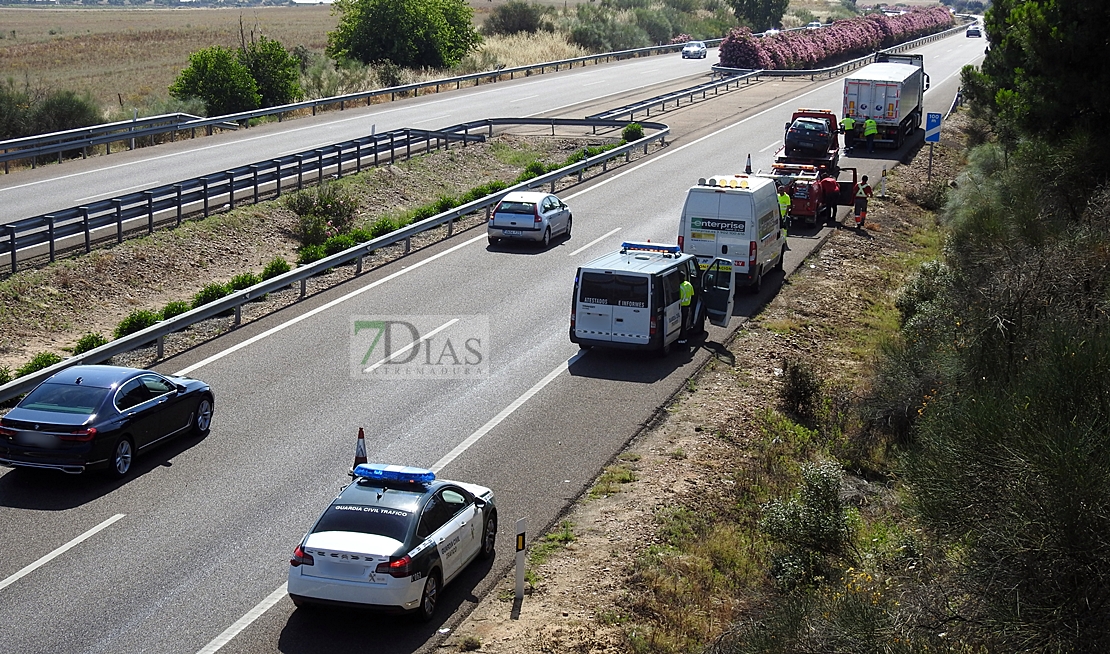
[{"x1": 487, "y1": 191, "x2": 572, "y2": 247}]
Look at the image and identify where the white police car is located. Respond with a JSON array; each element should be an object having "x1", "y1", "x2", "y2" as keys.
[{"x1": 287, "y1": 464, "x2": 497, "y2": 620}]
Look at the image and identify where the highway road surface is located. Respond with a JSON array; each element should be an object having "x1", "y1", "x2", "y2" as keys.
[{"x1": 0, "y1": 33, "x2": 985, "y2": 654}]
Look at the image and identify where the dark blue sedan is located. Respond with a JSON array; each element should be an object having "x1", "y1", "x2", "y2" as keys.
[{"x1": 0, "y1": 365, "x2": 213, "y2": 477}]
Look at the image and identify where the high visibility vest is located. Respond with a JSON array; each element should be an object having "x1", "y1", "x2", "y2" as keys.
[
  {"x1": 778, "y1": 193, "x2": 791, "y2": 215},
  {"x1": 679, "y1": 280, "x2": 694, "y2": 306},
  {"x1": 840, "y1": 117, "x2": 855, "y2": 131},
  {"x1": 856, "y1": 183, "x2": 871, "y2": 198},
  {"x1": 863, "y1": 119, "x2": 878, "y2": 136}
]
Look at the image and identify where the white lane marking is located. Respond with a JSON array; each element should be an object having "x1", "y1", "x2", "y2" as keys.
[
  {"x1": 76, "y1": 184, "x2": 157, "y2": 203},
  {"x1": 0, "y1": 513, "x2": 125, "y2": 593},
  {"x1": 411, "y1": 114, "x2": 451, "y2": 125},
  {"x1": 278, "y1": 144, "x2": 333, "y2": 157},
  {"x1": 185, "y1": 69, "x2": 973, "y2": 652},
  {"x1": 173, "y1": 233, "x2": 486, "y2": 377},
  {"x1": 363, "y1": 319, "x2": 458, "y2": 373},
  {"x1": 431, "y1": 351, "x2": 586, "y2": 473},
  {"x1": 195, "y1": 583, "x2": 289, "y2": 654},
  {"x1": 568, "y1": 227, "x2": 620, "y2": 256},
  {"x1": 511, "y1": 95, "x2": 539, "y2": 102},
  {"x1": 759, "y1": 141, "x2": 780, "y2": 153},
  {"x1": 582, "y1": 80, "x2": 607, "y2": 86}
]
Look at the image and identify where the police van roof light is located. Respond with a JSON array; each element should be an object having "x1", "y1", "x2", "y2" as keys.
[
  {"x1": 354, "y1": 463, "x2": 436, "y2": 484},
  {"x1": 621, "y1": 241, "x2": 681, "y2": 254}
]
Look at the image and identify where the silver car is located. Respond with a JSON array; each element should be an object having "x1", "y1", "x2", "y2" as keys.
[
  {"x1": 681, "y1": 41, "x2": 707, "y2": 59},
  {"x1": 487, "y1": 191, "x2": 572, "y2": 247}
]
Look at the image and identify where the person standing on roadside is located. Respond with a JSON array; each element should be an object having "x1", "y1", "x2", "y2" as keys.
[
  {"x1": 863, "y1": 117, "x2": 878, "y2": 153},
  {"x1": 679, "y1": 272, "x2": 694, "y2": 344},
  {"x1": 778, "y1": 184, "x2": 792, "y2": 232},
  {"x1": 839, "y1": 114, "x2": 856, "y2": 152},
  {"x1": 853, "y1": 174, "x2": 873, "y2": 226}
]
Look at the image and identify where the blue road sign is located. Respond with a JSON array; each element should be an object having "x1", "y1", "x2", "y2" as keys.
[{"x1": 925, "y1": 112, "x2": 942, "y2": 143}]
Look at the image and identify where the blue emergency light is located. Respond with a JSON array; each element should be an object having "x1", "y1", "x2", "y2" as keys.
[
  {"x1": 620, "y1": 242, "x2": 681, "y2": 254},
  {"x1": 354, "y1": 463, "x2": 436, "y2": 484}
]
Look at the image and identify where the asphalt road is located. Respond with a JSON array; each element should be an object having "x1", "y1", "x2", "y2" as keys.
[
  {"x1": 0, "y1": 52, "x2": 719, "y2": 222},
  {"x1": 0, "y1": 34, "x2": 986, "y2": 654}
]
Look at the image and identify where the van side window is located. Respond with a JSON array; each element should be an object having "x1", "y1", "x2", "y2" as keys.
[
  {"x1": 759, "y1": 210, "x2": 776, "y2": 239},
  {"x1": 661, "y1": 270, "x2": 682, "y2": 306}
]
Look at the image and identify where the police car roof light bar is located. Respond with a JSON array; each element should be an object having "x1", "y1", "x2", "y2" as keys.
[
  {"x1": 353, "y1": 463, "x2": 436, "y2": 484},
  {"x1": 620, "y1": 242, "x2": 681, "y2": 254}
]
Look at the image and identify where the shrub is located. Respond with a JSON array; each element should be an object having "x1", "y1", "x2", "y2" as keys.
[
  {"x1": 0, "y1": 366, "x2": 10, "y2": 386},
  {"x1": 779, "y1": 358, "x2": 824, "y2": 428},
  {"x1": 517, "y1": 160, "x2": 548, "y2": 181},
  {"x1": 484, "y1": 1, "x2": 545, "y2": 35},
  {"x1": 622, "y1": 122, "x2": 644, "y2": 141},
  {"x1": 115, "y1": 309, "x2": 160, "y2": 338},
  {"x1": 369, "y1": 216, "x2": 396, "y2": 238},
  {"x1": 229, "y1": 272, "x2": 261, "y2": 291},
  {"x1": 161, "y1": 300, "x2": 190, "y2": 320},
  {"x1": 760, "y1": 459, "x2": 855, "y2": 558},
  {"x1": 324, "y1": 234, "x2": 357, "y2": 256},
  {"x1": 191, "y1": 282, "x2": 230, "y2": 309},
  {"x1": 16, "y1": 352, "x2": 64, "y2": 378},
  {"x1": 261, "y1": 257, "x2": 292, "y2": 280},
  {"x1": 297, "y1": 244, "x2": 326, "y2": 265},
  {"x1": 72, "y1": 333, "x2": 108, "y2": 355},
  {"x1": 348, "y1": 227, "x2": 372, "y2": 243},
  {"x1": 169, "y1": 45, "x2": 261, "y2": 116},
  {"x1": 432, "y1": 195, "x2": 458, "y2": 214}
]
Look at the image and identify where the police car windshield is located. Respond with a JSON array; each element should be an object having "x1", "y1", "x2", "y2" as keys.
[
  {"x1": 580, "y1": 273, "x2": 648, "y2": 308},
  {"x1": 496, "y1": 201, "x2": 535, "y2": 214},
  {"x1": 313, "y1": 504, "x2": 415, "y2": 542}
]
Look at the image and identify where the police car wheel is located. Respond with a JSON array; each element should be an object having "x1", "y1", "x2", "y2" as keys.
[
  {"x1": 564, "y1": 216, "x2": 572, "y2": 239},
  {"x1": 416, "y1": 571, "x2": 440, "y2": 622},
  {"x1": 480, "y1": 513, "x2": 498, "y2": 560}
]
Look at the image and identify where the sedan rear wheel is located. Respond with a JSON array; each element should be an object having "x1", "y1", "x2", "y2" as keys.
[
  {"x1": 109, "y1": 437, "x2": 134, "y2": 479},
  {"x1": 541, "y1": 228, "x2": 551, "y2": 248},
  {"x1": 416, "y1": 571, "x2": 440, "y2": 622},
  {"x1": 194, "y1": 396, "x2": 213, "y2": 436}
]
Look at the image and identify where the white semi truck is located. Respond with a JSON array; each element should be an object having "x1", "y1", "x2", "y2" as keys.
[{"x1": 843, "y1": 53, "x2": 930, "y2": 149}]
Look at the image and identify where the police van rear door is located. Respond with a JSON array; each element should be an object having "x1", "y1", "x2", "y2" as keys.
[{"x1": 702, "y1": 258, "x2": 736, "y2": 328}]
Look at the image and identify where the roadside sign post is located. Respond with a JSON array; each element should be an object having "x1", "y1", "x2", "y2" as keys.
[
  {"x1": 512, "y1": 517, "x2": 527, "y2": 619},
  {"x1": 924, "y1": 112, "x2": 942, "y2": 180}
]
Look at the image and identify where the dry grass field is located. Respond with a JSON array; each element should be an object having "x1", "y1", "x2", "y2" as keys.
[{"x1": 0, "y1": 6, "x2": 336, "y2": 111}]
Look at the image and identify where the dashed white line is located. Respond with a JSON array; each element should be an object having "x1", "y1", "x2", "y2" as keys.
[
  {"x1": 511, "y1": 94, "x2": 539, "y2": 103},
  {"x1": 568, "y1": 228, "x2": 621, "y2": 256},
  {"x1": 195, "y1": 583, "x2": 289, "y2": 654},
  {"x1": 0, "y1": 514, "x2": 125, "y2": 593},
  {"x1": 363, "y1": 319, "x2": 459, "y2": 373},
  {"x1": 411, "y1": 114, "x2": 452, "y2": 125},
  {"x1": 759, "y1": 141, "x2": 780, "y2": 153}
]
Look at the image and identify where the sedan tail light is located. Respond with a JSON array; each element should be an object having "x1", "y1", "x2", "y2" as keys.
[
  {"x1": 534, "y1": 205, "x2": 542, "y2": 224},
  {"x1": 290, "y1": 545, "x2": 314, "y2": 567},
  {"x1": 0, "y1": 426, "x2": 15, "y2": 438},
  {"x1": 376, "y1": 555, "x2": 412, "y2": 578},
  {"x1": 58, "y1": 427, "x2": 97, "y2": 442}
]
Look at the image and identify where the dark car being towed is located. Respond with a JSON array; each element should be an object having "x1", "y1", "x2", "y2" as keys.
[{"x1": 0, "y1": 365, "x2": 213, "y2": 477}]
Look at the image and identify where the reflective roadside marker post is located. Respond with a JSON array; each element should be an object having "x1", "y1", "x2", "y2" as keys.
[
  {"x1": 880, "y1": 167, "x2": 888, "y2": 198},
  {"x1": 512, "y1": 518, "x2": 527, "y2": 619},
  {"x1": 925, "y1": 112, "x2": 942, "y2": 180}
]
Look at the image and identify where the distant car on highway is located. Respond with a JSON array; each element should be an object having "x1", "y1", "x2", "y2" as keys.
[
  {"x1": 0, "y1": 365, "x2": 213, "y2": 477},
  {"x1": 806, "y1": 21, "x2": 823, "y2": 29},
  {"x1": 487, "y1": 191, "x2": 572, "y2": 247},
  {"x1": 681, "y1": 41, "x2": 707, "y2": 59},
  {"x1": 966, "y1": 25, "x2": 982, "y2": 37},
  {"x1": 288, "y1": 464, "x2": 497, "y2": 621}
]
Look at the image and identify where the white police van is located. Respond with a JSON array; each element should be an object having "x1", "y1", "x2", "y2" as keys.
[
  {"x1": 677, "y1": 175, "x2": 786, "y2": 293},
  {"x1": 570, "y1": 242, "x2": 735, "y2": 355}
]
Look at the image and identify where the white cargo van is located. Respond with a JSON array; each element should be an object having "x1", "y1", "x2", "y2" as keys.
[
  {"x1": 570, "y1": 242, "x2": 735, "y2": 356},
  {"x1": 677, "y1": 175, "x2": 786, "y2": 293}
]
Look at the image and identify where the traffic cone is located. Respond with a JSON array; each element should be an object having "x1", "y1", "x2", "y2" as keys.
[
  {"x1": 352, "y1": 427, "x2": 367, "y2": 470},
  {"x1": 744, "y1": 154, "x2": 752, "y2": 174}
]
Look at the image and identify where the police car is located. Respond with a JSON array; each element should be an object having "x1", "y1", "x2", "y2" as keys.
[{"x1": 287, "y1": 464, "x2": 497, "y2": 620}]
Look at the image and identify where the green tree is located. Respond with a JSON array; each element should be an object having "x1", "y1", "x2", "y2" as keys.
[
  {"x1": 961, "y1": 0, "x2": 1110, "y2": 142},
  {"x1": 484, "y1": 0, "x2": 545, "y2": 35},
  {"x1": 169, "y1": 46, "x2": 261, "y2": 117},
  {"x1": 327, "y1": 0, "x2": 482, "y2": 69},
  {"x1": 238, "y1": 35, "x2": 303, "y2": 108},
  {"x1": 727, "y1": 0, "x2": 789, "y2": 30}
]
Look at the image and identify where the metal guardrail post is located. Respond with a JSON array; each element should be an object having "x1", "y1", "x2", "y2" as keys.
[
  {"x1": 47, "y1": 216, "x2": 55, "y2": 262},
  {"x1": 274, "y1": 160, "x2": 282, "y2": 198},
  {"x1": 316, "y1": 149, "x2": 324, "y2": 185},
  {"x1": 405, "y1": 236, "x2": 411, "y2": 254},
  {"x1": 251, "y1": 165, "x2": 259, "y2": 202},
  {"x1": 145, "y1": 191, "x2": 154, "y2": 234},
  {"x1": 336, "y1": 146, "x2": 344, "y2": 178},
  {"x1": 405, "y1": 131, "x2": 411, "y2": 160},
  {"x1": 114, "y1": 199, "x2": 124, "y2": 243},
  {"x1": 356, "y1": 142, "x2": 362, "y2": 173},
  {"x1": 296, "y1": 155, "x2": 304, "y2": 190},
  {"x1": 227, "y1": 171, "x2": 235, "y2": 209},
  {"x1": 6, "y1": 225, "x2": 14, "y2": 274},
  {"x1": 157, "y1": 335, "x2": 163, "y2": 360},
  {"x1": 234, "y1": 305, "x2": 241, "y2": 326},
  {"x1": 300, "y1": 278, "x2": 307, "y2": 298},
  {"x1": 374, "y1": 135, "x2": 380, "y2": 167},
  {"x1": 81, "y1": 207, "x2": 91, "y2": 252},
  {"x1": 175, "y1": 185, "x2": 183, "y2": 226}
]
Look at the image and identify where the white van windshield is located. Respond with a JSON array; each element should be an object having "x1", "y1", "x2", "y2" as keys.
[{"x1": 579, "y1": 273, "x2": 648, "y2": 308}]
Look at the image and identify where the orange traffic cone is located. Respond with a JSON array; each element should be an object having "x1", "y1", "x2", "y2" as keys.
[
  {"x1": 352, "y1": 427, "x2": 367, "y2": 470},
  {"x1": 744, "y1": 154, "x2": 752, "y2": 174}
]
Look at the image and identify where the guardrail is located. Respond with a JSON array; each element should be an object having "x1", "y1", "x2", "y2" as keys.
[
  {"x1": 0, "y1": 117, "x2": 668, "y2": 404},
  {"x1": 710, "y1": 23, "x2": 970, "y2": 81},
  {"x1": 589, "y1": 69, "x2": 762, "y2": 122},
  {"x1": 0, "y1": 39, "x2": 721, "y2": 173}
]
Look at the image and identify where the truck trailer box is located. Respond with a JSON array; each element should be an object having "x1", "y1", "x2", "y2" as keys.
[{"x1": 843, "y1": 55, "x2": 928, "y2": 148}]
